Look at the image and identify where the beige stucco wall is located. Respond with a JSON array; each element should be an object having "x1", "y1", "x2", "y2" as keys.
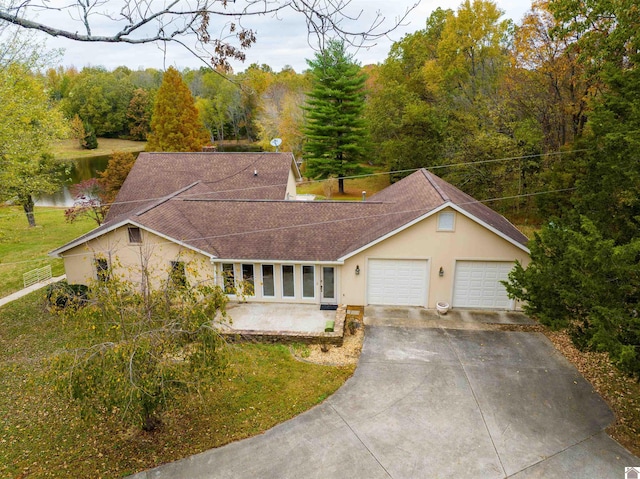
[
  {"x1": 62, "y1": 226, "x2": 214, "y2": 289},
  {"x1": 61, "y1": 207, "x2": 528, "y2": 310},
  {"x1": 286, "y1": 167, "x2": 298, "y2": 200},
  {"x1": 339, "y1": 207, "x2": 530, "y2": 309},
  {"x1": 62, "y1": 225, "x2": 340, "y2": 304}
]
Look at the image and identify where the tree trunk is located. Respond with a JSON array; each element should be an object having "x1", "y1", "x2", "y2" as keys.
[
  {"x1": 338, "y1": 177, "x2": 345, "y2": 194},
  {"x1": 22, "y1": 195, "x2": 36, "y2": 227}
]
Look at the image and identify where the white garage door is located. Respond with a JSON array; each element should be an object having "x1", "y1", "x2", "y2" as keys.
[
  {"x1": 367, "y1": 259, "x2": 428, "y2": 306},
  {"x1": 453, "y1": 261, "x2": 514, "y2": 309}
]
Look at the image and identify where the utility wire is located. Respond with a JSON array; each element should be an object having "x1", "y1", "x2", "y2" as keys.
[
  {"x1": 0, "y1": 148, "x2": 588, "y2": 219},
  {"x1": 0, "y1": 186, "x2": 576, "y2": 267}
]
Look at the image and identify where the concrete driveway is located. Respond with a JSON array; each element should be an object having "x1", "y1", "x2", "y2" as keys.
[{"x1": 131, "y1": 315, "x2": 639, "y2": 479}]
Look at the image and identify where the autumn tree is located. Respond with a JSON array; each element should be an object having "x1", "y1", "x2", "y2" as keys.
[
  {"x1": 303, "y1": 40, "x2": 369, "y2": 194},
  {"x1": 64, "y1": 178, "x2": 109, "y2": 226},
  {"x1": 146, "y1": 67, "x2": 209, "y2": 152},
  {"x1": 365, "y1": 9, "x2": 449, "y2": 176},
  {"x1": 195, "y1": 69, "x2": 242, "y2": 143},
  {"x1": 255, "y1": 67, "x2": 310, "y2": 158},
  {"x1": 61, "y1": 67, "x2": 135, "y2": 137},
  {"x1": 506, "y1": 0, "x2": 640, "y2": 378},
  {"x1": 51, "y1": 258, "x2": 229, "y2": 431},
  {"x1": 127, "y1": 88, "x2": 153, "y2": 140},
  {"x1": 99, "y1": 151, "x2": 137, "y2": 204},
  {"x1": 0, "y1": 63, "x2": 68, "y2": 226}
]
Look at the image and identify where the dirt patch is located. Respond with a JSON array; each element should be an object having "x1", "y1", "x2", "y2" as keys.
[{"x1": 292, "y1": 325, "x2": 364, "y2": 367}]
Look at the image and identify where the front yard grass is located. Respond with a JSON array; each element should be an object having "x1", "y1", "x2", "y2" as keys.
[
  {"x1": 0, "y1": 206, "x2": 95, "y2": 298},
  {"x1": 0, "y1": 293, "x2": 355, "y2": 478}
]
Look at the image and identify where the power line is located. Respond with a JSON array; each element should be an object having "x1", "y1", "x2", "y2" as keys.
[
  {"x1": 0, "y1": 147, "x2": 588, "y2": 219},
  {"x1": 0, "y1": 186, "x2": 576, "y2": 267}
]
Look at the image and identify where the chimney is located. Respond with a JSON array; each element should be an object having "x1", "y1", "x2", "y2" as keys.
[{"x1": 362, "y1": 191, "x2": 366, "y2": 202}]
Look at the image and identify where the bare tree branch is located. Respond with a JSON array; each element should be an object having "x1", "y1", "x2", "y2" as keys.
[{"x1": 0, "y1": 0, "x2": 419, "y2": 69}]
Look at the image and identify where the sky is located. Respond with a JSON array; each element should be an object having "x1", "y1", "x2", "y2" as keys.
[{"x1": 25, "y1": 0, "x2": 533, "y2": 73}]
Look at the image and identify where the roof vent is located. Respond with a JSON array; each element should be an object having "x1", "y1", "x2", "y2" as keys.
[
  {"x1": 254, "y1": 169, "x2": 258, "y2": 176},
  {"x1": 362, "y1": 191, "x2": 366, "y2": 202}
]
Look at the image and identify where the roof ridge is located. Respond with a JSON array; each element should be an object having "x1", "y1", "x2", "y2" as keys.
[
  {"x1": 143, "y1": 151, "x2": 289, "y2": 155},
  {"x1": 181, "y1": 198, "x2": 386, "y2": 204},
  {"x1": 136, "y1": 181, "x2": 201, "y2": 216},
  {"x1": 421, "y1": 169, "x2": 450, "y2": 202}
]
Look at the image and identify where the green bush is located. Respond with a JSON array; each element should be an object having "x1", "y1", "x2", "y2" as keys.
[{"x1": 46, "y1": 281, "x2": 89, "y2": 310}]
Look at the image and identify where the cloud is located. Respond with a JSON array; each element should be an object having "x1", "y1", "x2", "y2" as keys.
[{"x1": 29, "y1": 0, "x2": 532, "y2": 72}]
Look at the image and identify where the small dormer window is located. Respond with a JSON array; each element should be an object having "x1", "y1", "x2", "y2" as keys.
[
  {"x1": 128, "y1": 226, "x2": 142, "y2": 243},
  {"x1": 437, "y1": 212, "x2": 455, "y2": 231}
]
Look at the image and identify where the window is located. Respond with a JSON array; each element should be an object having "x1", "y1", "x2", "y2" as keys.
[
  {"x1": 95, "y1": 257, "x2": 110, "y2": 282},
  {"x1": 169, "y1": 261, "x2": 187, "y2": 288},
  {"x1": 437, "y1": 212, "x2": 455, "y2": 231},
  {"x1": 128, "y1": 226, "x2": 142, "y2": 243},
  {"x1": 262, "y1": 265, "x2": 275, "y2": 297},
  {"x1": 282, "y1": 265, "x2": 295, "y2": 298},
  {"x1": 222, "y1": 263, "x2": 235, "y2": 294},
  {"x1": 302, "y1": 265, "x2": 315, "y2": 298},
  {"x1": 241, "y1": 264, "x2": 255, "y2": 296}
]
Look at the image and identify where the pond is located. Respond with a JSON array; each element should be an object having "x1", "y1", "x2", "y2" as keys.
[
  {"x1": 35, "y1": 143, "x2": 263, "y2": 207},
  {"x1": 36, "y1": 154, "x2": 126, "y2": 207}
]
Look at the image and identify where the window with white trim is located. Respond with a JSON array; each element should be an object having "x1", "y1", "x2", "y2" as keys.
[
  {"x1": 437, "y1": 211, "x2": 455, "y2": 231},
  {"x1": 95, "y1": 257, "x2": 110, "y2": 282},
  {"x1": 282, "y1": 265, "x2": 295, "y2": 298},
  {"x1": 128, "y1": 226, "x2": 142, "y2": 243},
  {"x1": 241, "y1": 264, "x2": 255, "y2": 297},
  {"x1": 262, "y1": 264, "x2": 275, "y2": 297},
  {"x1": 222, "y1": 263, "x2": 235, "y2": 294},
  {"x1": 302, "y1": 265, "x2": 315, "y2": 298}
]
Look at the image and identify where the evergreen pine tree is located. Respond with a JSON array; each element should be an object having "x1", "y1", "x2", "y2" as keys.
[
  {"x1": 303, "y1": 40, "x2": 369, "y2": 194},
  {"x1": 146, "y1": 67, "x2": 209, "y2": 152},
  {"x1": 82, "y1": 121, "x2": 98, "y2": 149}
]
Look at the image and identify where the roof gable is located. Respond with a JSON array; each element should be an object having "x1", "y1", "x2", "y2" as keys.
[{"x1": 52, "y1": 160, "x2": 529, "y2": 261}]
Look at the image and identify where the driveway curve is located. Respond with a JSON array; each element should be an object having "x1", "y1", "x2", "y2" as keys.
[{"x1": 131, "y1": 323, "x2": 639, "y2": 478}]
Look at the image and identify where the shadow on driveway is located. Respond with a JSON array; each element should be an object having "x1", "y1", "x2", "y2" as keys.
[{"x1": 130, "y1": 316, "x2": 639, "y2": 479}]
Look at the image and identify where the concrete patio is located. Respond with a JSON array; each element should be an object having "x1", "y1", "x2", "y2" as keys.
[{"x1": 222, "y1": 303, "x2": 336, "y2": 332}]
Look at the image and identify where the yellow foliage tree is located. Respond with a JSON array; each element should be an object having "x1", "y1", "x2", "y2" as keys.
[{"x1": 146, "y1": 67, "x2": 209, "y2": 152}]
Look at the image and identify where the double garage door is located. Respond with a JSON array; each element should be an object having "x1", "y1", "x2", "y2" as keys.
[
  {"x1": 452, "y1": 261, "x2": 514, "y2": 309},
  {"x1": 367, "y1": 259, "x2": 514, "y2": 310}
]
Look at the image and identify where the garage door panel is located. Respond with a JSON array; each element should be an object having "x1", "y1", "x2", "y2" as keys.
[
  {"x1": 453, "y1": 261, "x2": 514, "y2": 310},
  {"x1": 368, "y1": 259, "x2": 428, "y2": 306}
]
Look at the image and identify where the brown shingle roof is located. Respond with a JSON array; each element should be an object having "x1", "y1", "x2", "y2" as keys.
[
  {"x1": 106, "y1": 152, "x2": 298, "y2": 220},
  {"x1": 52, "y1": 158, "x2": 529, "y2": 260}
]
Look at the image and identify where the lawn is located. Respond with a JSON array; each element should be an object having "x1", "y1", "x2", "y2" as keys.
[
  {"x1": 52, "y1": 138, "x2": 146, "y2": 160},
  {"x1": 0, "y1": 206, "x2": 95, "y2": 297},
  {"x1": 297, "y1": 166, "x2": 391, "y2": 200},
  {"x1": 0, "y1": 293, "x2": 354, "y2": 478}
]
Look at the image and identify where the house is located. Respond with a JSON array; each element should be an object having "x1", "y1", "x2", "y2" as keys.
[{"x1": 50, "y1": 152, "x2": 530, "y2": 310}]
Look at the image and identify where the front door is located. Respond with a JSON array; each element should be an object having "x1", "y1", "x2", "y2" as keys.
[{"x1": 322, "y1": 266, "x2": 335, "y2": 303}]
